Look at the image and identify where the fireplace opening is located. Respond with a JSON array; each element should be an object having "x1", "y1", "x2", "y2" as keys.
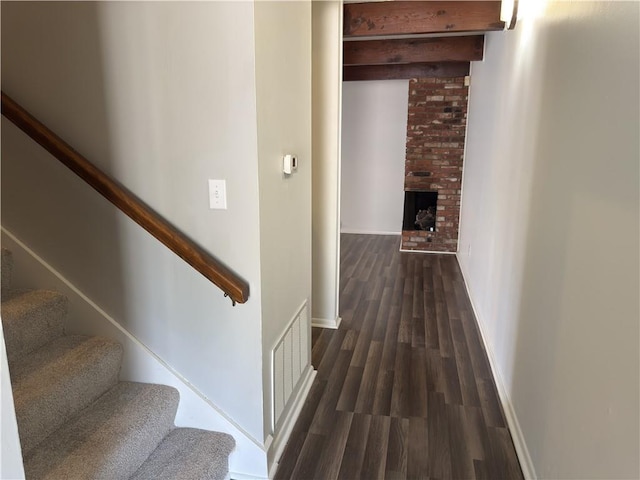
[{"x1": 403, "y1": 191, "x2": 438, "y2": 232}]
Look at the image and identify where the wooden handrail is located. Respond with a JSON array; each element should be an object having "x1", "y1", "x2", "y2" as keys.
[{"x1": 1, "y1": 92, "x2": 249, "y2": 305}]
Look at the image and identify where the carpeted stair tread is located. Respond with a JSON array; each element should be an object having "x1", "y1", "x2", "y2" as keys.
[
  {"x1": 131, "y1": 428, "x2": 235, "y2": 480},
  {"x1": 1, "y1": 289, "x2": 67, "y2": 363},
  {"x1": 1, "y1": 248, "x2": 12, "y2": 298},
  {"x1": 11, "y1": 335, "x2": 123, "y2": 454},
  {"x1": 24, "y1": 381, "x2": 180, "y2": 480},
  {"x1": 2, "y1": 247, "x2": 235, "y2": 478}
]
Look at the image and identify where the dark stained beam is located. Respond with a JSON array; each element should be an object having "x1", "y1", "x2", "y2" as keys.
[
  {"x1": 344, "y1": 62, "x2": 470, "y2": 81},
  {"x1": 344, "y1": 1, "x2": 504, "y2": 37},
  {"x1": 343, "y1": 36, "x2": 483, "y2": 66}
]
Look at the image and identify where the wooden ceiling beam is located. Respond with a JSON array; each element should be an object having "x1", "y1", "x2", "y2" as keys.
[
  {"x1": 343, "y1": 36, "x2": 484, "y2": 66},
  {"x1": 344, "y1": 1, "x2": 504, "y2": 37},
  {"x1": 343, "y1": 62, "x2": 470, "y2": 81}
]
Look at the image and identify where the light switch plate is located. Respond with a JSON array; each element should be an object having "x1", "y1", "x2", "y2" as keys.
[{"x1": 208, "y1": 179, "x2": 227, "y2": 210}]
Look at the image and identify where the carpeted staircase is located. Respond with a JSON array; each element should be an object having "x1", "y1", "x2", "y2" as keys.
[{"x1": 1, "y1": 248, "x2": 235, "y2": 479}]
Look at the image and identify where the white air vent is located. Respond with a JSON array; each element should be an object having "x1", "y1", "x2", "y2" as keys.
[{"x1": 272, "y1": 301, "x2": 310, "y2": 430}]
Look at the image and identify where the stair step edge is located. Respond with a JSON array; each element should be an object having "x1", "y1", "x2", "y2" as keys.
[
  {"x1": 2, "y1": 289, "x2": 68, "y2": 362},
  {"x1": 12, "y1": 335, "x2": 123, "y2": 455},
  {"x1": 24, "y1": 381, "x2": 180, "y2": 480},
  {"x1": 131, "y1": 427, "x2": 235, "y2": 480}
]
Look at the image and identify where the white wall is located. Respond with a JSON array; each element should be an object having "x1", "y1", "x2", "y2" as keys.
[
  {"x1": 458, "y1": 1, "x2": 639, "y2": 478},
  {"x1": 341, "y1": 80, "x2": 407, "y2": 235},
  {"x1": 254, "y1": 0, "x2": 312, "y2": 440},
  {"x1": 1, "y1": 328, "x2": 25, "y2": 480},
  {"x1": 1, "y1": 1, "x2": 266, "y2": 444},
  {"x1": 311, "y1": 0, "x2": 343, "y2": 326}
]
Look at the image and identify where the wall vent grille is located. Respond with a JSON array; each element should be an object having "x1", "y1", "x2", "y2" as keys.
[{"x1": 272, "y1": 301, "x2": 310, "y2": 431}]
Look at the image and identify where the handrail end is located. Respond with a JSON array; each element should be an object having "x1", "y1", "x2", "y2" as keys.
[{"x1": 225, "y1": 281, "x2": 250, "y2": 306}]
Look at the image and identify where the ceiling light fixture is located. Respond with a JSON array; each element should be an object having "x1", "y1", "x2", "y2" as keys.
[{"x1": 500, "y1": 0, "x2": 519, "y2": 30}]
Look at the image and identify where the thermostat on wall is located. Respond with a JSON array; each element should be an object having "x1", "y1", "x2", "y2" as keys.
[{"x1": 283, "y1": 154, "x2": 298, "y2": 175}]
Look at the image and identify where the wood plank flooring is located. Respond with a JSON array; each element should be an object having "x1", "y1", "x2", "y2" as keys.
[{"x1": 275, "y1": 234, "x2": 523, "y2": 480}]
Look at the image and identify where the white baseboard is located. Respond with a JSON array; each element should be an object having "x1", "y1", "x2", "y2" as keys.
[
  {"x1": 267, "y1": 365, "x2": 316, "y2": 478},
  {"x1": 229, "y1": 472, "x2": 267, "y2": 480},
  {"x1": 340, "y1": 228, "x2": 401, "y2": 235},
  {"x1": 1, "y1": 228, "x2": 269, "y2": 479},
  {"x1": 311, "y1": 316, "x2": 342, "y2": 329},
  {"x1": 455, "y1": 253, "x2": 537, "y2": 480},
  {"x1": 399, "y1": 248, "x2": 457, "y2": 255}
]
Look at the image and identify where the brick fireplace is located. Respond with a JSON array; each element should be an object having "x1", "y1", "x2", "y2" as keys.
[{"x1": 402, "y1": 77, "x2": 469, "y2": 252}]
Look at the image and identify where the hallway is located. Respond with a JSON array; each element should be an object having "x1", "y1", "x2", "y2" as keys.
[{"x1": 275, "y1": 234, "x2": 523, "y2": 479}]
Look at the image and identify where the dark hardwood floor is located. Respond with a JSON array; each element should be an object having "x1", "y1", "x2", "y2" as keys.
[{"x1": 275, "y1": 234, "x2": 523, "y2": 480}]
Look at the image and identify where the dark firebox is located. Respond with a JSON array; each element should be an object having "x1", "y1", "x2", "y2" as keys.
[{"x1": 402, "y1": 191, "x2": 438, "y2": 231}]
